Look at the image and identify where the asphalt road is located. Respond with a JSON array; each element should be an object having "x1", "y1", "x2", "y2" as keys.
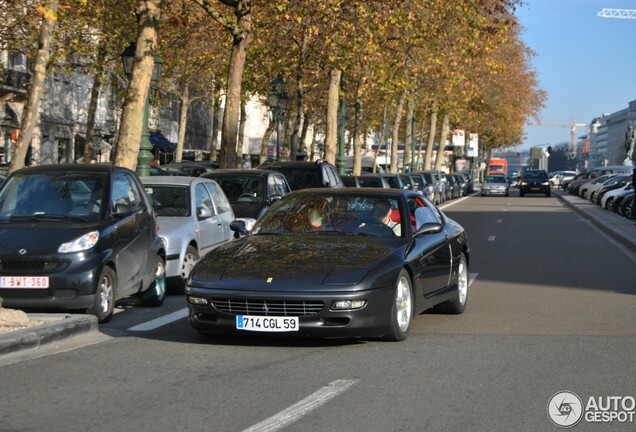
[{"x1": 1, "y1": 190, "x2": 635, "y2": 432}]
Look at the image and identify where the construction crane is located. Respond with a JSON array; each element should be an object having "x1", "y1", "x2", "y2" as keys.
[
  {"x1": 526, "y1": 119, "x2": 588, "y2": 159},
  {"x1": 597, "y1": 8, "x2": 636, "y2": 19}
]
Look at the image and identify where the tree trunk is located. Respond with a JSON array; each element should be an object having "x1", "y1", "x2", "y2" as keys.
[
  {"x1": 390, "y1": 92, "x2": 406, "y2": 173},
  {"x1": 8, "y1": 0, "x2": 59, "y2": 174},
  {"x1": 219, "y1": 1, "x2": 251, "y2": 169},
  {"x1": 114, "y1": 0, "x2": 162, "y2": 170},
  {"x1": 291, "y1": 33, "x2": 306, "y2": 160},
  {"x1": 325, "y1": 69, "x2": 341, "y2": 165},
  {"x1": 260, "y1": 119, "x2": 275, "y2": 164},
  {"x1": 300, "y1": 109, "x2": 311, "y2": 159},
  {"x1": 416, "y1": 113, "x2": 428, "y2": 171},
  {"x1": 83, "y1": 44, "x2": 107, "y2": 163},
  {"x1": 424, "y1": 100, "x2": 438, "y2": 170},
  {"x1": 352, "y1": 79, "x2": 363, "y2": 176},
  {"x1": 282, "y1": 111, "x2": 293, "y2": 161},
  {"x1": 237, "y1": 97, "x2": 247, "y2": 166},
  {"x1": 175, "y1": 82, "x2": 189, "y2": 163},
  {"x1": 403, "y1": 97, "x2": 413, "y2": 172},
  {"x1": 434, "y1": 112, "x2": 450, "y2": 171},
  {"x1": 209, "y1": 81, "x2": 221, "y2": 162},
  {"x1": 373, "y1": 101, "x2": 388, "y2": 173}
]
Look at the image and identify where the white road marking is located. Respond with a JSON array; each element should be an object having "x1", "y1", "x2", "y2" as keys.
[
  {"x1": 488, "y1": 235, "x2": 496, "y2": 242},
  {"x1": 497, "y1": 219, "x2": 502, "y2": 223},
  {"x1": 469, "y1": 273, "x2": 478, "y2": 286},
  {"x1": 127, "y1": 308, "x2": 188, "y2": 332},
  {"x1": 241, "y1": 379, "x2": 358, "y2": 432}
]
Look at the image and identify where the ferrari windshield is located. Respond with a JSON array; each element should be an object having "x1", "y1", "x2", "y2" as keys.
[{"x1": 252, "y1": 193, "x2": 403, "y2": 237}]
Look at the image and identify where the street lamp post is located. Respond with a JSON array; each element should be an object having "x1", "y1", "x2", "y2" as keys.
[
  {"x1": 267, "y1": 76, "x2": 289, "y2": 161},
  {"x1": 121, "y1": 42, "x2": 163, "y2": 177},
  {"x1": 336, "y1": 75, "x2": 346, "y2": 175}
]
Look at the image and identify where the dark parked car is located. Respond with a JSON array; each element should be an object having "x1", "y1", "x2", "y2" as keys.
[
  {"x1": 257, "y1": 160, "x2": 343, "y2": 190},
  {"x1": 0, "y1": 164, "x2": 166, "y2": 322},
  {"x1": 341, "y1": 174, "x2": 390, "y2": 188},
  {"x1": 414, "y1": 170, "x2": 445, "y2": 204},
  {"x1": 409, "y1": 173, "x2": 438, "y2": 204},
  {"x1": 186, "y1": 188, "x2": 470, "y2": 341},
  {"x1": 518, "y1": 169, "x2": 551, "y2": 197},
  {"x1": 161, "y1": 161, "x2": 215, "y2": 177},
  {"x1": 202, "y1": 169, "x2": 291, "y2": 219}
]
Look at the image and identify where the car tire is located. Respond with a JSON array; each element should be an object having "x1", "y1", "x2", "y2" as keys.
[
  {"x1": 605, "y1": 198, "x2": 614, "y2": 210},
  {"x1": 545, "y1": 191, "x2": 551, "y2": 197},
  {"x1": 384, "y1": 269, "x2": 413, "y2": 342},
  {"x1": 87, "y1": 266, "x2": 116, "y2": 323},
  {"x1": 437, "y1": 253, "x2": 468, "y2": 314},
  {"x1": 175, "y1": 245, "x2": 199, "y2": 294},
  {"x1": 520, "y1": 191, "x2": 525, "y2": 197},
  {"x1": 139, "y1": 255, "x2": 166, "y2": 307}
]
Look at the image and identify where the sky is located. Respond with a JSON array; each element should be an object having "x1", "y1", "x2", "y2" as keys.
[{"x1": 514, "y1": 0, "x2": 636, "y2": 150}]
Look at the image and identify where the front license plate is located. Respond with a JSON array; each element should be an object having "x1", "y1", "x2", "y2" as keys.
[
  {"x1": 531, "y1": 187, "x2": 540, "y2": 191},
  {"x1": 0, "y1": 276, "x2": 49, "y2": 289},
  {"x1": 236, "y1": 315, "x2": 299, "y2": 332}
]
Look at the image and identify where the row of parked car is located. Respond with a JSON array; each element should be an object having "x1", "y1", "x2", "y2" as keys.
[
  {"x1": 0, "y1": 158, "x2": 473, "y2": 323},
  {"x1": 562, "y1": 165, "x2": 635, "y2": 219},
  {"x1": 341, "y1": 169, "x2": 474, "y2": 204}
]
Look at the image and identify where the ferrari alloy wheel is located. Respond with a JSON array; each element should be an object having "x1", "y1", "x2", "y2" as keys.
[
  {"x1": 440, "y1": 253, "x2": 468, "y2": 314},
  {"x1": 88, "y1": 266, "x2": 116, "y2": 323},
  {"x1": 385, "y1": 269, "x2": 413, "y2": 341}
]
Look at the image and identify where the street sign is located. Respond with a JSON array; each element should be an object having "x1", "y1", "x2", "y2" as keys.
[
  {"x1": 467, "y1": 133, "x2": 478, "y2": 157},
  {"x1": 452, "y1": 129, "x2": 465, "y2": 146}
]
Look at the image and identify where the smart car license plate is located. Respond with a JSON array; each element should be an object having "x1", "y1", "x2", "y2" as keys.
[
  {"x1": 236, "y1": 315, "x2": 299, "y2": 332},
  {"x1": 0, "y1": 276, "x2": 49, "y2": 289}
]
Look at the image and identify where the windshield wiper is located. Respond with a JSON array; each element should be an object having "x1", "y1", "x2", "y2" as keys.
[{"x1": 8, "y1": 214, "x2": 88, "y2": 223}]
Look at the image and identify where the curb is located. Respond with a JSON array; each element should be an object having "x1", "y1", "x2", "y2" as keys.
[
  {"x1": 0, "y1": 313, "x2": 98, "y2": 357},
  {"x1": 554, "y1": 191, "x2": 636, "y2": 255}
]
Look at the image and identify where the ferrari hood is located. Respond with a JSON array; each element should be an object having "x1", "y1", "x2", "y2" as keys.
[{"x1": 192, "y1": 234, "x2": 403, "y2": 291}]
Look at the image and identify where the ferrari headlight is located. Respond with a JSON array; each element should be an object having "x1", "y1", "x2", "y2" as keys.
[
  {"x1": 331, "y1": 299, "x2": 366, "y2": 310},
  {"x1": 58, "y1": 231, "x2": 99, "y2": 253}
]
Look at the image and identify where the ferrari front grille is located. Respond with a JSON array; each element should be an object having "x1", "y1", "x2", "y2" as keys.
[{"x1": 211, "y1": 299, "x2": 324, "y2": 317}]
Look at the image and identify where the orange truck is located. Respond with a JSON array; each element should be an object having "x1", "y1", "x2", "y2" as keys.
[{"x1": 488, "y1": 158, "x2": 508, "y2": 175}]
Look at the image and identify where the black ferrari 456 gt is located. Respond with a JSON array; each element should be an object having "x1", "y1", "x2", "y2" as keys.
[{"x1": 186, "y1": 188, "x2": 470, "y2": 341}]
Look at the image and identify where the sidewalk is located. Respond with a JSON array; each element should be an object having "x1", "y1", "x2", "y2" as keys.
[
  {"x1": 554, "y1": 189, "x2": 636, "y2": 254},
  {"x1": 1, "y1": 189, "x2": 634, "y2": 362}
]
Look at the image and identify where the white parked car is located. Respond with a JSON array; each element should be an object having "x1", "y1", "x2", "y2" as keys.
[
  {"x1": 601, "y1": 182, "x2": 633, "y2": 210},
  {"x1": 579, "y1": 174, "x2": 615, "y2": 199},
  {"x1": 141, "y1": 176, "x2": 235, "y2": 292}
]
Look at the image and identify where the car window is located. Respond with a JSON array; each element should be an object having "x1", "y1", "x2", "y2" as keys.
[
  {"x1": 0, "y1": 172, "x2": 105, "y2": 220},
  {"x1": 196, "y1": 183, "x2": 216, "y2": 215},
  {"x1": 325, "y1": 167, "x2": 339, "y2": 187},
  {"x1": 144, "y1": 185, "x2": 190, "y2": 217},
  {"x1": 252, "y1": 194, "x2": 403, "y2": 237},
  {"x1": 207, "y1": 183, "x2": 232, "y2": 214},
  {"x1": 112, "y1": 173, "x2": 140, "y2": 209},
  {"x1": 407, "y1": 196, "x2": 442, "y2": 230},
  {"x1": 269, "y1": 175, "x2": 289, "y2": 196},
  {"x1": 358, "y1": 177, "x2": 382, "y2": 187}
]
